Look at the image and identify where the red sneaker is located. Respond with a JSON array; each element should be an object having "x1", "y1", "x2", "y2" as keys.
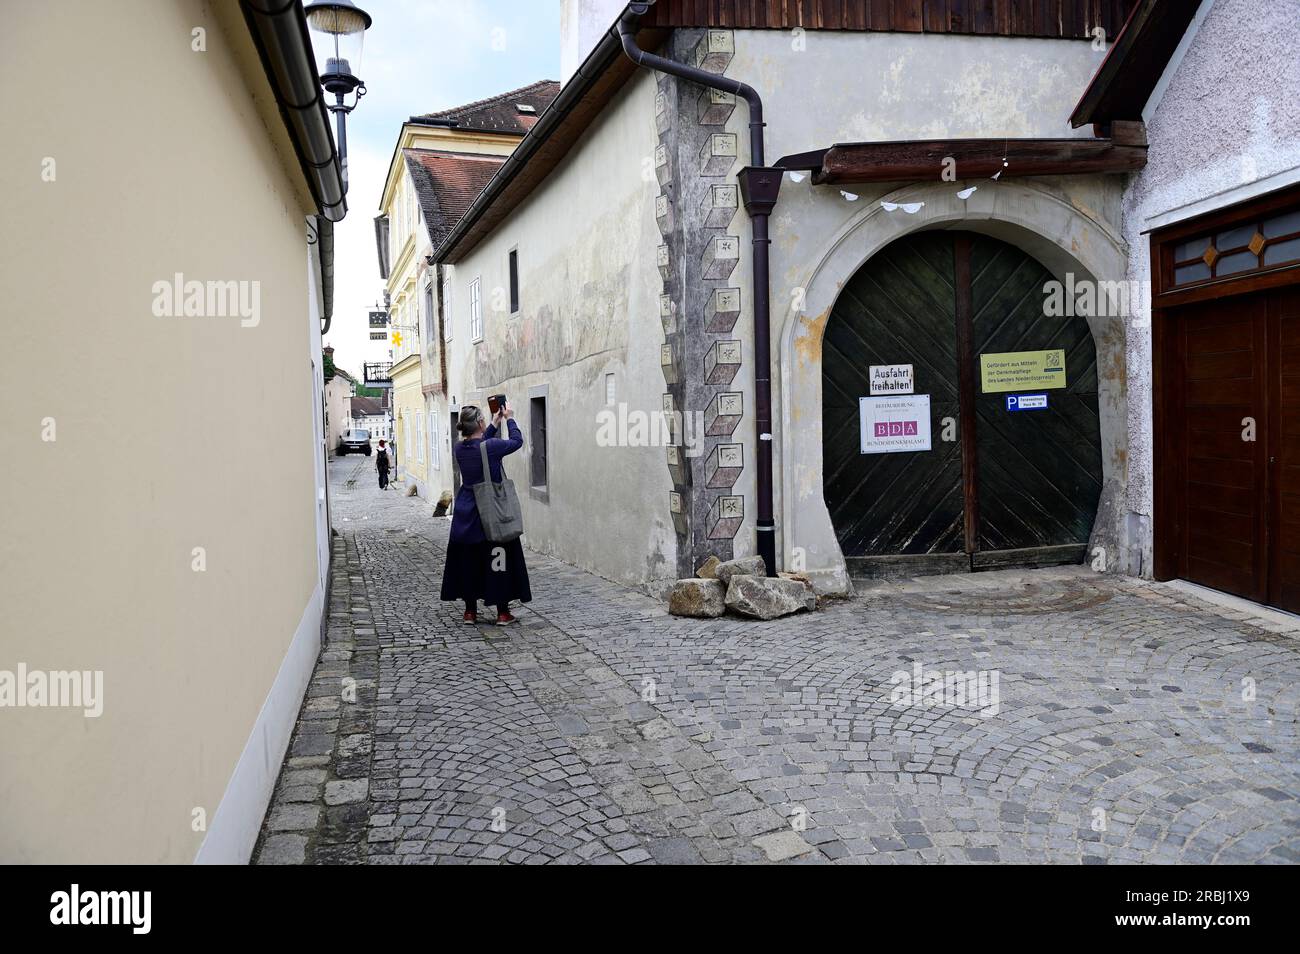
[
  {"x1": 462, "y1": 611, "x2": 477, "y2": 624},
  {"x1": 495, "y1": 612, "x2": 517, "y2": 626}
]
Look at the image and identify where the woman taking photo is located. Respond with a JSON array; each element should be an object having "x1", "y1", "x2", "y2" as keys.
[{"x1": 440, "y1": 401, "x2": 531, "y2": 625}]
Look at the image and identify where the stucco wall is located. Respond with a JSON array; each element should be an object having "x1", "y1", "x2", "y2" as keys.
[
  {"x1": 445, "y1": 68, "x2": 675, "y2": 591},
  {"x1": 0, "y1": 1, "x2": 321, "y2": 862},
  {"x1": 1120, "y1": 0, "x2": 1300, "y2": 576},
  {"x1": 723, "y1": 29, "x2": 1130, "y2": 589}
]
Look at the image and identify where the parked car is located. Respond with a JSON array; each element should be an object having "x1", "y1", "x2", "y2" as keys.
[{"x1": 337, "y1": 429, "x2": 372, "y2": 456}]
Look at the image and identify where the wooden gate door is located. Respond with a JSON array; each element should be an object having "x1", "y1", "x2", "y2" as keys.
[
  {"x1": 823, "y1": 229, "x2": 1103, "y2": 575},
  {"x1": 967, "y1": 235, "x2": 1104, "y2": 563},
  {"x1": 822, "y1": 231, "x2": 966, "y2": 570}
]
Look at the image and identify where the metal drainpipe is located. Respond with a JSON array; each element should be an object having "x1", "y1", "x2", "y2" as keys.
[{"x1": 617, "y1": 5, "x2": 781, "y2": 577}]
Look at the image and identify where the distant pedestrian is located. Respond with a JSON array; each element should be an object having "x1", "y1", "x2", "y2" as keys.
[
  {"x1": 375, "y1": 439, "x2": 391, "y2": 489},
  {"x1": 440, "y1": 403, "x2": 531, "y2": 625}
]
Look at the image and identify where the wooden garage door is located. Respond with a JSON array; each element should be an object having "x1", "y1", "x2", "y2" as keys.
[
  {"x1": 1270, "y1": 288, "x2": 1300, "y2": 611},
  {"x1": 1165, "y1": 297, "x2": 1268, "y2": 601}
]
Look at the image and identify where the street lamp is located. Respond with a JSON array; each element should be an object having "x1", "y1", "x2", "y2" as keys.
[{"x1": 304, "y1": 0, "x2": 373, "y2": 195}]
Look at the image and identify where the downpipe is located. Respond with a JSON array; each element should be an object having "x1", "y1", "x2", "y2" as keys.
[{"x1": 617, "y1": 5, "x2": 781, "y2": 577}]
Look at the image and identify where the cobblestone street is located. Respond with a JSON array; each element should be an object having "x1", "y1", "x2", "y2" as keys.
[{"x1": 252, "y1": 457, "x2": 1300, "y2": 864}]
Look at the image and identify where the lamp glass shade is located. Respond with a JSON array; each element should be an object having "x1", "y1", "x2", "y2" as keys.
[{"x1": 305, "y1": 1, "x2": 370, "y2": 85}]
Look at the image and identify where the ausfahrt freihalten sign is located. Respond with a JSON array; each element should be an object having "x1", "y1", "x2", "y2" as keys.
[
  {"x1": 859, "y1": 395, "x2": 931, "y2": 454},
  {"x1": 869, "y1": 363, "x2": 914, "y2": 395},
  {"x1": 979, "y1": 349, "x2": 1066, "y2": 393}
]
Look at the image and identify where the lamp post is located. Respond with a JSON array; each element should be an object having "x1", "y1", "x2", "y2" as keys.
[{"x1": 304, "y1": 0, "x2": 373, "y2": 195}]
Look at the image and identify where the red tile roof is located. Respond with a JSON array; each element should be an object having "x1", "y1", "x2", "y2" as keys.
[
  {"x1": 413, "y1": 79, "x2": 560, "y2": 136},
  {"x1": 404, "y1": 149, "x2": 507, "y2": 247}
]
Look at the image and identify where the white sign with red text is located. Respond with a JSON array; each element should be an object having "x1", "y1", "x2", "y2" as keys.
[{"x1": 859, "y1": 395, "x2": 932, "y2": 454}]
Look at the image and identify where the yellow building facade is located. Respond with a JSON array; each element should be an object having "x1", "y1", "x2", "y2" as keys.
[
  {"x1": 376, "y1": 84, "x2": 557, "y2": 503},
  {"x1": 1, "y1": 0, "x2": 342, "y2": 862}
]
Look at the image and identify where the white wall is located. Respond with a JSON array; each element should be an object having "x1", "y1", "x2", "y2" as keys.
[
  {"x1": 445, "y1": 68, "x2": 677, "y2": 589},
  {"x1": 1120, "y1": 0, "x2": 1300, "y2": 575}
]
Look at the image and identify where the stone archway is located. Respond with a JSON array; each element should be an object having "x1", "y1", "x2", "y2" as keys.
[{"x1": 775, "y1": 179, "x2": 1130, "y2": 594}]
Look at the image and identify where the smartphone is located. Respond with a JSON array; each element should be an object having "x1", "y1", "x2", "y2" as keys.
[{"x1": 488, "y1": 394, "x2": 507, "y2": 415}]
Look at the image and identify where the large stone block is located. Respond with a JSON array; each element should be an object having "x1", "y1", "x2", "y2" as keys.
[
  {"x1": 715, "y1": 555, "x2": 766, "y2": 584},
  {"x1": 668, "y1": 578, "x2": 725, "y2": 618},
  {"x1": 779, "y1": 572, "x2": 818, "y2": 611},
  {"x1": 724, "y1": 575, "x2": 812, "y2": 620}
]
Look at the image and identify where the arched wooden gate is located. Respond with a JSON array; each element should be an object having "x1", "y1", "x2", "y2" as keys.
[{"x1": 822, "y1": 229, "x2": 1103, "y2": 576}]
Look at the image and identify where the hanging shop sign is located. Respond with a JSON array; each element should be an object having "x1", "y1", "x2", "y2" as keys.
[
  {"x1": 1006, "y1": 394, "x2": 1048, "y2": 411},
  {"x1": 869, "y1": 363, "x2": 914, "y2": 395},
  {"x1": 979, "y1": 349, "x2": 1066, "y2": 393},
  {"x1": 859, "y1": 395, "x2": 932, "y2": 454}
]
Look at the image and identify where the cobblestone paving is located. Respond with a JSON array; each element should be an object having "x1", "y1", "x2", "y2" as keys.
[{"x1": 254, "y1": 457, "x2": 1300, "y2": 864}]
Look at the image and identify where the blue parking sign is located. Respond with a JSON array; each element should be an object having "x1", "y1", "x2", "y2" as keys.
[{"x1": 1007, "y1": 394, "x2": 1048, "y2": 411}]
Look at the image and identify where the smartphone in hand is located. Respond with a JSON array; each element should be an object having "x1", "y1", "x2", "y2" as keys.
[{"x1": 488, "y1": 394, "x2": 507, "y2": 416}]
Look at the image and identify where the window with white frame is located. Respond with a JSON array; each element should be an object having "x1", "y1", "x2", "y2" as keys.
[
  {"x1": 605, "y1": 372, "x2": 616, "y2": 406},
  {"x1": 416, "y1": 412, "x2": 425, "y2": 464},
  {"x1": 430, "y1": 412, "x2": 440, "y2": 470},
  {"x1": 443, "y1": 272, "x2": 453, "y2": 341},
  {"x1": 423, "y1": 281, "x2": 435, "y2": 347},
  {"x1": 403, "y1": 415, "x2": 411, "y2": 468},
  {"x1": 469, "y1": 277, "x2": 482, "y2": 342}
]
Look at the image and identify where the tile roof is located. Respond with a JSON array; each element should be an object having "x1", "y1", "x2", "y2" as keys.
[
  {"x1": 412, "y1": 79, "x2": 560, "y2": 135},
  {"x1": 404, "y1": 149, "x2": 507, "y2": 248},
  {"x1": 351, "y1": 396, "x2": 386, "y2": 417}
]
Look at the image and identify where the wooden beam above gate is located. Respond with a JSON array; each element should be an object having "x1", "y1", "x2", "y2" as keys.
[{"x1": 777, "y1": 129, "x2": 1148, "y2": 185}]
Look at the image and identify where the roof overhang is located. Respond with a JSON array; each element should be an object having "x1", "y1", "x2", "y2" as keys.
[
  {"x1": 436, "y1": 19, "x2": 668, "y2": 264},
  {"x1": 777, "y1": 131, "x2": 1148, "y2": 184},
  {"x1": 1069, "y1": 0, "x2": 1203, "y2": 128}
]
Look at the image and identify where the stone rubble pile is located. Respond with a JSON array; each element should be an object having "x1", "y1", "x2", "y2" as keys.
[{"x1": 667, "y1": 556, "x2": 818, "y2": 620}]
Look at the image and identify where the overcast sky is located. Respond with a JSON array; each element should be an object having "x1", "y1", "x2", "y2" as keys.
[{"x1": 323, "y1": 0, "x2": 561, "y2": 378}]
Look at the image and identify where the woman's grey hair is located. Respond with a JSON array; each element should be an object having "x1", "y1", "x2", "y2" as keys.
[{"x1": 457, "y1": 405, "x2": 484, "y2": 438}]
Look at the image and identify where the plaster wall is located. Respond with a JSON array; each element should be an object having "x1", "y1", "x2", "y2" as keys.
[
  {"x1": 444, "y1": 69, "x2": 676, "y2": 590},
  {"x1": 0, "y1": 0, "x2": 323, "y2": 861},
  {"x1": 1120, "y1": 0, "x2": 1300, "y2": 576},
  {"x1": 717, "y1": 28, "x2": 1131, "y2": 590}
]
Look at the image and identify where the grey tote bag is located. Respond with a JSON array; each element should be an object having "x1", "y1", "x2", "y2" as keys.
[{"x1": 471, "y1": 438, "x2": 524, "y2": 543}]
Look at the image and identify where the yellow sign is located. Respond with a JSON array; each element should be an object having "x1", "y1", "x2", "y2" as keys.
[{"x1": 979, "y1": 349, "x2": 1067, "y2": 393}]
